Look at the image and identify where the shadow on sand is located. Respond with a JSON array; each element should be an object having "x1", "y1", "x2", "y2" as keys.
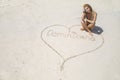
[{"x1": 91, "y1": 26, "x2": 103, "y2": 35}]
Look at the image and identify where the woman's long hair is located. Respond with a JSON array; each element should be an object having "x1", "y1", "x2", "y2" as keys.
[{"x1": 83, "y1": 4, "x2": 93, "y2": 12}]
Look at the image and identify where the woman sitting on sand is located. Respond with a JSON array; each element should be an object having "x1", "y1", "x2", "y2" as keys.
[{"x1": 81, "y1": 4, "x2": 97, "y2": 36}]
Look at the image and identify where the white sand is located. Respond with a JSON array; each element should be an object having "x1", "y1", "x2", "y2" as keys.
[{"x1": 0, "y1": 0, "x2": 120, "y2": 80}]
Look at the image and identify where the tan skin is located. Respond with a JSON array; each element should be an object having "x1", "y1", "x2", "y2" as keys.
[{"x1": 81, "y1": 6, "x2": 97, "y2": 36}]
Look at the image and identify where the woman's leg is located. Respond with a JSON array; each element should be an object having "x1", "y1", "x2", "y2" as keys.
[
  {"x1": 88, "y1": 23, "x2": 95, "y2": 30},
  {"x1": 81, "y1": 22, "x2": 93, "y2": 36},
  {"x1": 81, "y1": 21, "x2": 86, "y2": 30}
]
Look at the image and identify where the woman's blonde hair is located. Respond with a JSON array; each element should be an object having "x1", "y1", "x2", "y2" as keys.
[{"x1": 83, "y1": 4, "x2": 93, "y2": 12}]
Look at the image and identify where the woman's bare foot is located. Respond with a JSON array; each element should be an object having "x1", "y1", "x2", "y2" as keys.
[
  {"x1": 81, "y1": 28, "x2": 85, "y2": 31},
  {"x1": 86, "y1": 28, "x2": 93, "y2": 36},
  {"x1": 89, "y1": 32, "x2": 93, "y2": 36}
]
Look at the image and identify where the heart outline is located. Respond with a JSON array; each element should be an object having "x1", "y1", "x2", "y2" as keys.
[{"x1": 41, "y1": 24, "x2": 104, "y2": 71}]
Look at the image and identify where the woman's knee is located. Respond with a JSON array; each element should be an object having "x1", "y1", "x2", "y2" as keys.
[{"x1": 88, "y1": 24, "x2": 95, "y2": 29}]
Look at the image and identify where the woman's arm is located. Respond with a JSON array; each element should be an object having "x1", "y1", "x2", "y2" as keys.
[
  {"x1": 86, "y1": 12, "x2": 97, "y2": 24},
  {"x1": 81, "y1": 13, "x2": 86, "y2": 23}
]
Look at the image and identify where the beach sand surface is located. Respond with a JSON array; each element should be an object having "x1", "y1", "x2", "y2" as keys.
[{"x1": 0, "y1": 0, "x2": 120, "y2": 80}]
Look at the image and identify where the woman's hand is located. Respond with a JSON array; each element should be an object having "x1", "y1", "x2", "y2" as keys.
[
  {"x1": 84, "y1": 18, "x2": 88, "y2": 22},
  {"x1": 85, "y1": 19, "x2": 95, "y2": 24}
]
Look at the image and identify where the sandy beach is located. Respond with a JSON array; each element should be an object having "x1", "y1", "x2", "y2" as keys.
[{"x1": 0, "y1": 0, "x2": 120, "y2": 80}]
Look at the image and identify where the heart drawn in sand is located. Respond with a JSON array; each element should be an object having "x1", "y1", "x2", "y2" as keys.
[{"x1": 41, "y1": 25, "x2": 104, "y2": 60}]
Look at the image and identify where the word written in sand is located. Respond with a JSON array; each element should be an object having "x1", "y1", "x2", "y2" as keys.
[{"x1": 47, "y1": 29, "x2": 95, "y2": 41}]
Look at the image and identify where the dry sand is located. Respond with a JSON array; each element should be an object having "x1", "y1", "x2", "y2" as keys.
[{"x1": 0, "y1": 0, "x2": 120, "y2": 80}]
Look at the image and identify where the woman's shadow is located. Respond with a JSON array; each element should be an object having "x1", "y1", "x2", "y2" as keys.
[{"x1": 91, "y1": 26, "x2": 103, "y2": 35}]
